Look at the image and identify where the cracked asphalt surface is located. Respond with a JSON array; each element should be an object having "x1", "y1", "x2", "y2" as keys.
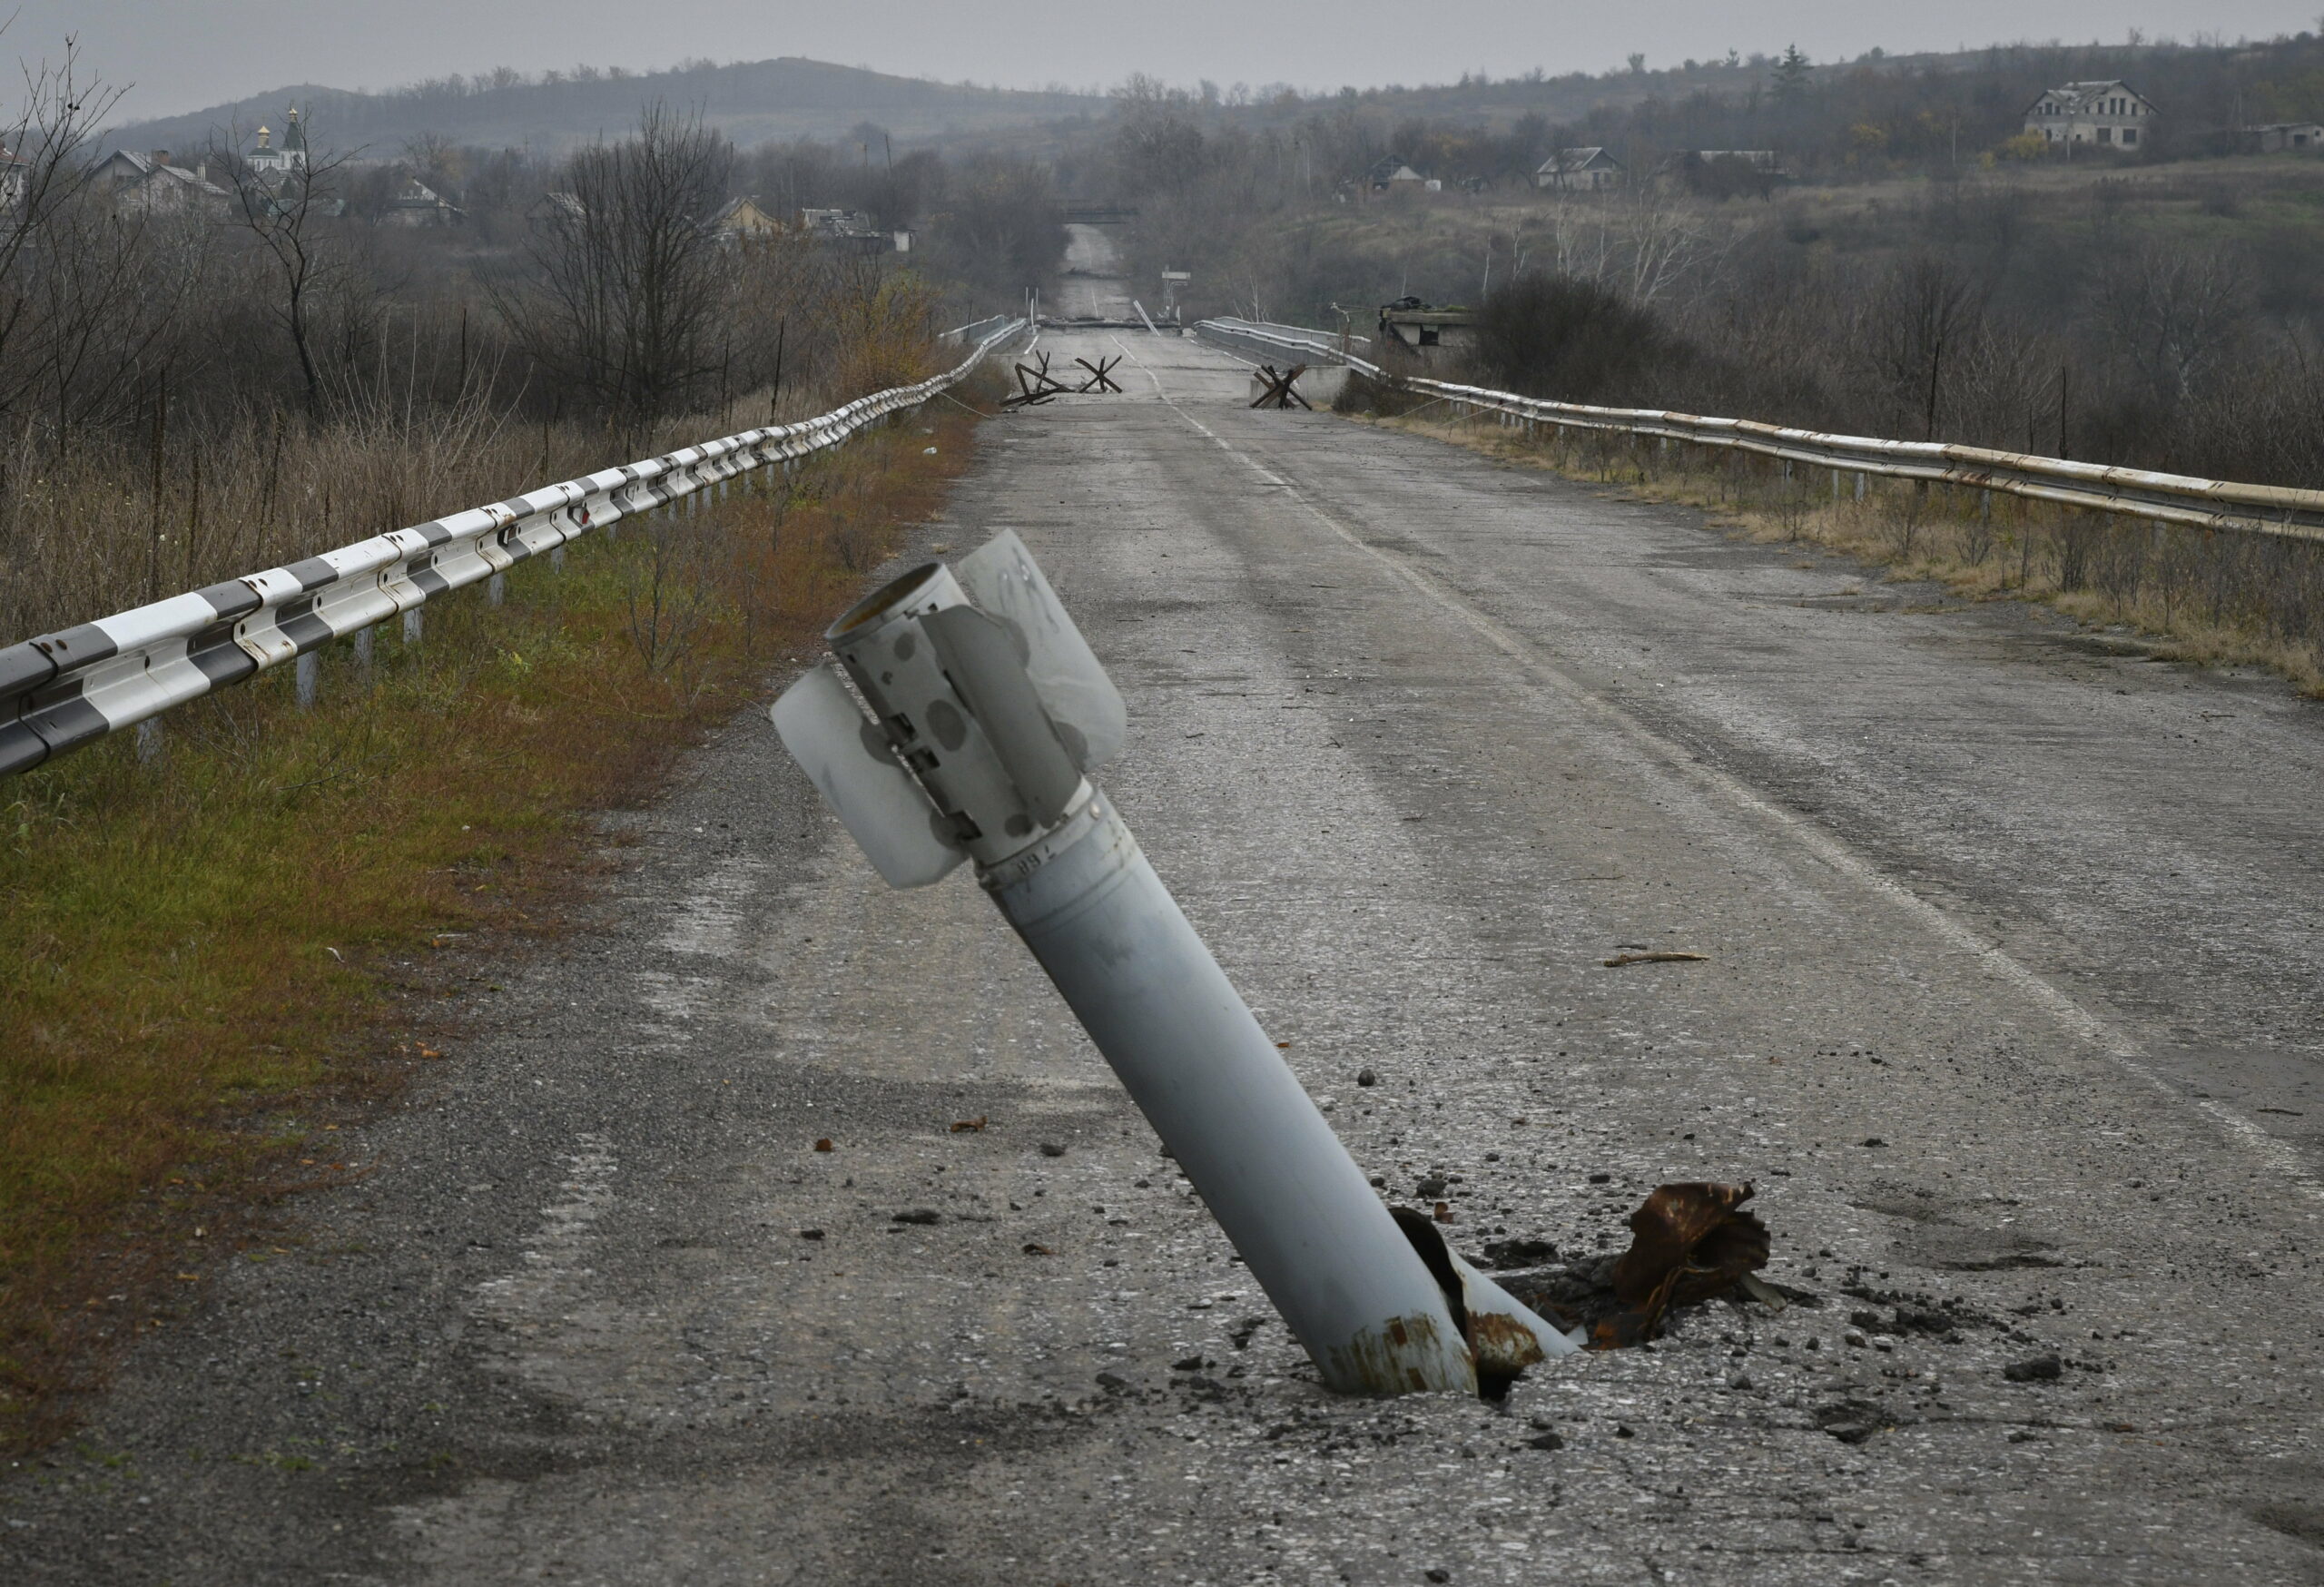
[{"x1": 6, "y1": 251, "x2": 2323, "y2": 1582}]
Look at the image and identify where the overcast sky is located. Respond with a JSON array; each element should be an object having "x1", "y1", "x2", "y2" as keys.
[{"x1": 12, "y1": 0, "x2": 2317, "y2": 122}]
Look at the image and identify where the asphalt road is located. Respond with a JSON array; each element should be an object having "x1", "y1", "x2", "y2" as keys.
[{"x1": 7, "y1": 271, "x2": 2323, "y2": 1584}]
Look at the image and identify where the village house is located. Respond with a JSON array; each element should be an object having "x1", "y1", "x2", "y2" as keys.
[
  {"x1": 1364, "y1": 156, "x2": 1429, "y2": 192},
  {"x1": 384, "y1": 177, "x2": 463, "y2": 227},
  {"x1": 2023, "y1": 80, "x2": 2154, "y2": 150},
  {"x1": 708, "y1": 195, "x2": 787, "y2": 242},
  {"x1": 2247, "y1": 122, "x2": 2324, "y2": 153},
  {"x1": 91, "y1": 149, "x2": 232, "y2": 214},
  {"x1": 798, "y1": 206, "x2": 911, "y2": 252},
  {"x1": 527, "y1": 191, "x2": 586, "y2": 228},
  {"x1": 1535, "y1": 147, "x2": 1622, "y2": 191}
]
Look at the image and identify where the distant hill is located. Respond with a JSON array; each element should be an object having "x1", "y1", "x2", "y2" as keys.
[{"x1": 102, "y1": 56, "x2": 1107, "y2": 158}]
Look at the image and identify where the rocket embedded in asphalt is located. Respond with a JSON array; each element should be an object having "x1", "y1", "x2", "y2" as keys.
[{"x1": 772, "y1": 529, "x2": 1575, "y2": 1396}]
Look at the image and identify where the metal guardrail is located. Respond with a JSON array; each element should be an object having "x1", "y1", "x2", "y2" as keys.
[
  {"x1": 1196, "y1": 318, "x2": 1378, "y2": 375},
  {"x1": 1194, "y1": 318, "x2": 2324, "y2": 544},
  {"x1": 940, "y1": 314, "x2": 1017, "y2": 345},
  {"x1": 0, "y1": 320, "x2": 1028, "y2": 779}
]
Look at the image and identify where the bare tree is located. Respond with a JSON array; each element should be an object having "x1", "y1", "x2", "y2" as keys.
[
  {"x1": 1858, "y1": 254, "x2": 1980, "y2": 439},
  {"x1": 0, "y1": 35, "x2": 134, "y2": 445},
  {"x1": 212, "y1": 118, "x2": 356, "y2": 417},
  {"x1": 2090, "y1": 238, "x2": 2251, "y2": 400},
  {"x1": 494, "y1": 104, "x2": 734, "y2": 439}
]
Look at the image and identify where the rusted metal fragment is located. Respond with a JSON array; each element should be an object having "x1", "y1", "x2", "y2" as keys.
[
  {"x1": 1390, "y1": 1208, "x2": 1578, "y2": 1395},
  {"x1": 1588, "y1": 1181, "x2": 1771, "y2": 1348}
]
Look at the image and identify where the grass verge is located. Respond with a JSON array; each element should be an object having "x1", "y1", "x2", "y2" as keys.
[
  {"x1": 1370, "y1": 403, "x2": 2324, "y2": 696},
  {"x1": 0, "y1": 390, "x2": 991, "y2": 1450}
]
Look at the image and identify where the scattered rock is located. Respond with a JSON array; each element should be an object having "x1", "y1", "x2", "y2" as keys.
[
  {"x1": 1039, "y1": 1142, "x2": 1067, "y2": 1158},
  {"x1": 812, "y1": 1138, "x2": 834, "y2": 1152},
  {"x1": 1525, "y1": 1432, "x2": 1564, "y2": 1450},
  {"x1": 891, "y1": 1209, "x2": 941, "y2": 1226},
  {"x1": 1228, "y1": 1317, "x2": 1266, "y2": 1350},
  {"x1": 1615, "y1": 1424, "x2": 1635, "y2": 1438},
  {"x1": 1095, "y1": 1372, "x2": 1129, "y2": 1393},
  {"x1": 1021, "y1": 1243, "x2": 1052, "y2": 1256},
  {"x1": 1814, "y1": 1400, "x2": 1887, "y2": 1444},
  {"x1": 1171, "y1": 1355, "x2": 1206, "y2": 1372},
  {"x1": 1356, "y1": 1068, "x2": 1378, "y2": 1087},
  {"x1": 1415, "y1": 1175, "x2": 1449, "y2": 1198},
  {"x1": 2004, "y1": 1354, "x2": 2063, "y2": 1383},
  {"x1": 1480, "y1": 1237, "x2": 1560, "y2": 1269},
  {"x1": 797, "y1": 1228, "x2": 824, "y2": 1241},
  {"x1": 1862, "y1": 1138, "x2": 1886, "y2": 1148}
]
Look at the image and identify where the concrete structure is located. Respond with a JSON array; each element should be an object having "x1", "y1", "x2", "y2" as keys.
[
  {"x1": 1376, "y1": 300, "x2": 1475, "y2": 366},
  {"x1": 1535, "y1": 147, "x2": 1623, "y2": 191},
  {"x1": 2247, "y1": 122, "x2": 2324, "y2": 153},
  {"x1": 2024, "y1": 80, "x2": 2155, "y2": 150}
]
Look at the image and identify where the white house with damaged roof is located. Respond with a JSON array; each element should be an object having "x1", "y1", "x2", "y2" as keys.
[{"x1": 2024, "y1": 81, "x2": 2154, "y2": 150}]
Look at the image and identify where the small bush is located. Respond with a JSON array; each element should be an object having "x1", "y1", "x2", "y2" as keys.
[{"x1": 1473, "y1": 275, "x2": 1670, "y2": 405}]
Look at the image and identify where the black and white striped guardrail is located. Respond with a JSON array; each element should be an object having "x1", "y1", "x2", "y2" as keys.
[
  {"x1": 1194, "y1": 317, "x2": 2324, "y2": 544},
  {"x1": 0, "y1": 320, "x2": 1027, "y2": 779}
]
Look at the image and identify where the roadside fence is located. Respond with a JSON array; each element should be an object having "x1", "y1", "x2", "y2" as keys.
[
  {"x1": 0, "y1": 320, "x2": 1027, "y2": 780},
  {"x1": 1194, "y1": 317, "x2": 2324, "y2": 546}
]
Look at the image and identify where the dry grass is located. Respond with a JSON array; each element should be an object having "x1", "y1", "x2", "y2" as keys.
[
  {"x1": 1376, "y1": 406, "x2": 2324, "y2": 697},
  {"x1": 0, "y1": 372, "x2": 997, "y2": 1450}
]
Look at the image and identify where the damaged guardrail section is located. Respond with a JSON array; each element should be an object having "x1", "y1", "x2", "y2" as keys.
[
  {"x1": 1194, "y1": 317, "x2": 2324, "y2": 545},
  {"x1": 773, "y1": 533, "x2": 1580, "y2": 1397},
  {"x1": 0, "y1": 320, "x2": 1028, "y2": 780}
]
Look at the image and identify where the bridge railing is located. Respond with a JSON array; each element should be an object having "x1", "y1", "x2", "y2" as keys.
[
  {"x1": 1194, "y1": 318, "x2": 2324, "y2": 545},
  {"x1": 0, "y1": 319, "x2": 1029, "y2": 780}
]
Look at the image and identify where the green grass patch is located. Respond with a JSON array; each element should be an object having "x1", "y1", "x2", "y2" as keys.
[{"x1": 0, "y1": 400, "x2": 988, "y2": 1448}]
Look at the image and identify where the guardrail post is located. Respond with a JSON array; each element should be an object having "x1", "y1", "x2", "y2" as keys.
[
  {"x1": 1855, "y1": 471, "x2": 1867, "y2": 502},
  {"x1": 487, "y1": 572, "x2": 507, "y2": 607},
  {"x1": 403, "y1": 610, "x2": 423, "y2": 645},
  {"x1": 353, "y1": 626, "x2": 374, "y2": 670},
  {"x1": 295, "y1": 651, "x2": 320, "y2": 710},
  {"x1": 136, "y1": 718, "x2": 163, "y2": 765}
]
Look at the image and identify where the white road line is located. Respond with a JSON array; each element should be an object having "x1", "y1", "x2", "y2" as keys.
[{"x1": 1109, "y1": 334, "x2": 2322, "y2": 1209}]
